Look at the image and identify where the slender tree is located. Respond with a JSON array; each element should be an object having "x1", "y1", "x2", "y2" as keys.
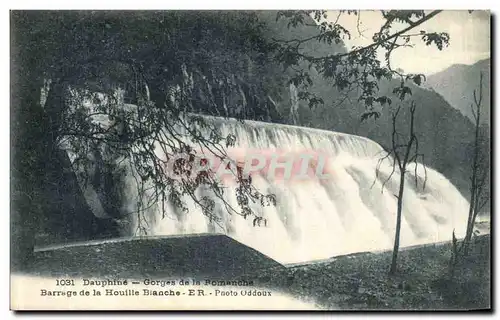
[
  {"x1": 374, "y1": 101, "x2": 427, "y2": 274},
  {"x1": 462, "y1": 72, "x2": 490, "y2": 255}
]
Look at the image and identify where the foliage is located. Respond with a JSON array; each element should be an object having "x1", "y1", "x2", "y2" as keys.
[
  {"x1": 11, "y1": 11, "x2": 281, "y2": 237},
  {"x1": 272, "y1": 10, "x2": 450, "y2": 117}
]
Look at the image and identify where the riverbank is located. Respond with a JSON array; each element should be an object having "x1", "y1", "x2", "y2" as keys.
[
  {"x1": 239, "y1": 234, "x2": 491, "y2": 310},
  {"x1": 18, "y1": 233, "x2": 490, "y2": 310}
]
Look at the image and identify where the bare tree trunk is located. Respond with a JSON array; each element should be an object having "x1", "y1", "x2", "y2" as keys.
[
  {"x1": 464, "y1": 194, "x2": 476, "y2": 255},
  {"x1": 463, "y1": 122, "x2": 479, "y2": 255},
  {"x1": 390, "y1": 171, "x2": 406, "y2": 274},
  {"x1": 463, "y1": 72, "x2": 484, "y2": 256},
  {"x1": 375, "y1": 102, "x2": 424, "y2": 275}
]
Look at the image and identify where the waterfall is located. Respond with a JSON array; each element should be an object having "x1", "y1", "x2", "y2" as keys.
[
  {"x1": 119, "y1": 116, "x2": 469, "y2": 264},
  {"x1": 58, "y1": 83, "x2": 469, "y2": 263}
]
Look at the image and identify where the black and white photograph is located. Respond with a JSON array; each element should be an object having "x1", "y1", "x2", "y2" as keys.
[{"x1": 9, "y1": 9, "x2": 491, "y2": 310}]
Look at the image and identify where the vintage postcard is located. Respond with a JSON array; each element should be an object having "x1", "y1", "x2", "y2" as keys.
[{"x1": 10, "y1": 10, "x2": 491, "y2": 311}]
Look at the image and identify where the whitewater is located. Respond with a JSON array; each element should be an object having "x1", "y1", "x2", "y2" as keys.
[{"x1": 115, "y1": 115, "x2": 470, "y2": 264}]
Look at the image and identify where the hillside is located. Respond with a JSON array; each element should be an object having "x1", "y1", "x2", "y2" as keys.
[
  {"x1": 301, "y1": 78, "x2": 477, "y2": 199},
  {"x1": 425, "y1": 58, "x2": 490, "y2": 125}
]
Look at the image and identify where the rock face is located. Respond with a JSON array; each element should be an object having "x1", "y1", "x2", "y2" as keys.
[{"x1": 37, "y1": 148, "x2": 123, "y2": 246}]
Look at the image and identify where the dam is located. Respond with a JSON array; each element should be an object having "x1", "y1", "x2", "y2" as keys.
[{"x1": 79, "y1": 114, "x2": 470, "y2": 264}]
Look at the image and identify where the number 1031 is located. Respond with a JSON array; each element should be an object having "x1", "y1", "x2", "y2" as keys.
[{"x1": 55, "y1": 279, "x2": 75, "y2": 286}]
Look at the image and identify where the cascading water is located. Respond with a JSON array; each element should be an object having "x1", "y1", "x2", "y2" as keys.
[{"x1": 120, "y1": 115, "x2": 469, "y2": 264}]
